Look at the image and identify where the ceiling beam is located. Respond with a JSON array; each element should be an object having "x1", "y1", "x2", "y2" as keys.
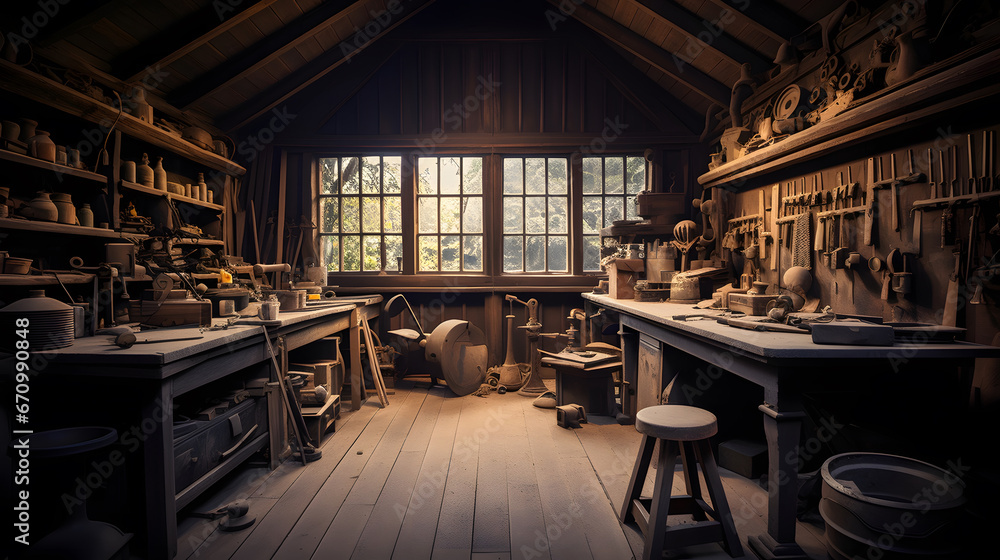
[
  {"x1": 168, "y1": 0, "x2": 365, "y2": 109},
  {"x1": 623, "y1": 0, "x2": 771, "y2": 74},
  {"x1": 545, "y1": 0, "x2": 730, "y2": 107},
  {"x1": 219, "y1": 0, "x2": 436, "y2": 132},
  {"x1": 115, "y1": 0, "x2": 282, "y2": 84},
  {"x1": 700, "y1": 0, "x2": 809, "y2": 44}
]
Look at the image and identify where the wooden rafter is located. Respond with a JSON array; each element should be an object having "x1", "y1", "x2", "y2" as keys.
[
  {"x1": 701, "y1": 0, "x2": 808, "y2": 44},
  {"x1": 168, "y1": 0, "x2": 366, "y2": 110},
  {"x1": 114, "y1": 0, "x2": 282, "y2": 83},
  {"x1": 23, "y1": 0, "x2": 122, "y2": 48},
  {"x1": 219, "y1": 0, "x2": 437, "y2": 132},
  {"x1": 624, "y1": 0, "x2": 771, "y2": 74},
  {"x1": 544, "y1": 0, "x2": 729, "y2": 107}
]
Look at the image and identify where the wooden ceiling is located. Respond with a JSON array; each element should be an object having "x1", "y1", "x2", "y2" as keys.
[{"x1": 5, "y1": 0, "x2": 838, "y2": 134}]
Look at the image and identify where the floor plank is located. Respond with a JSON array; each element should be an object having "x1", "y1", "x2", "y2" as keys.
[
  {"x1": 351, "y1": 390, "x2": 445, "y2": 559},
  {"x1": 178, "y1": 381, "x2": 830, "y2": 560},
  {"x1": 391, "y1": 390, "x2": 465, "y2": 560},
  {"x1": 235, "y1": 392, "x2": 411, "y2": 559}
]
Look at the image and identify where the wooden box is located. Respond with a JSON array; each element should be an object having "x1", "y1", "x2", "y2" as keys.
[
  {"x1": 608, "y1": 259, "x2": 644, "y2": 299},
  {"x1": 290, "y1": 359, "x2": 345, "y2": 397},
  {"x1": 128, "y1": 298, "x2": 212, "y2": 327},
  {"x1": 301, "y1": 394, "x2": 340, "y2": 444},
  {"x1": 727, "y1": 293, "x2": 775, "y2": 316}
]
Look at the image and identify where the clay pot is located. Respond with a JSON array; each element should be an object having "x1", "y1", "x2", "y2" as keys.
[
  {"x1": 29, "y1": 130, "x2": 56, "y2": 162},
  {"x1": 136, "y1": 153, "x2": 153, "y2": 187},
  {"x1": 77, "y1": 204, "x2": 94, "y2": 228},
  {"x1": 197, "y1": 172, "x2": 208, "y2": 201},
  {"x1": 51, "y1": 193, "x2": 76, "y2": 224},
  {"x1": 153, "y1": 157, "x2": 167, "y2": 191},
  {"x1": 23, "y1": 192, "x2": 59, "y2": 222},
  {"x1": 1, "y1": 120, "x2": 20, "y2": 141},
  {"x1": 121, "y1": 160, "x2": 136, "y2": 182},
  {"x1": 18, "y1": 118, "x2": 37, "y2": 143}
]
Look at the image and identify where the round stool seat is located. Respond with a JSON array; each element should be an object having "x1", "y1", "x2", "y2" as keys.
[{"x1": 635, "y1": 405, "x2": 718, "y2": 441}]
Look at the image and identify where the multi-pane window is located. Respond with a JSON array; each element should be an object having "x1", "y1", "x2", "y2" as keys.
[
  {"x1": 319, "y1": 156, "x2": 402, "y2": 272},
  {"x1": 581, "y1": 156, "x2": 645, "y2": 271},
  {"x1": 416, "y1": 157, "x2": 484, "y2": 272},
  {"x1": 502, "y1": 157, "x2": 569, "y2": 272}
]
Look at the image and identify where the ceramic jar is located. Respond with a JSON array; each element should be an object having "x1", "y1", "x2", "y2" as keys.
[
  {"x1": 121, "y1": 160, "x2": 136, "y2": 182},
  {"x1": 153, "y1": 157, "x2": 167, "y2": 191},
  {"x1": 50, "y1": 193, "x2": 76, "y2": 224},
  {"x1": 18, "y1": 118, "x2": 37, "y2": 143},
  {"x1": 77, "y1": 204, "x2": 94, "y2": 227},
  {"x1": 1, "y1": 120, "x2": 19, "y2": 141},
  {"x1": 25, "y1": 192, "x2": 58, "y2": 222},
  {"x1": 136, "y1": 153, "x2": 153, "y2": 187},
  {"x1": 197, "y1": 172, "x2": 208, "y2": 201},
  {"x1": 55, "y1": 146, "x2": 68, "y2": 166},
  {"x1": 29, "y1": 130, "x2": 56, "y2": 162}
]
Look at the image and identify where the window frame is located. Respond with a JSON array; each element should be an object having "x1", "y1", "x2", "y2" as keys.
[
  {"x1": 314, "y1": 149, "x2": 652, "y2": 283},
  {"x1": 415, "y1": 155, "x2": 486, "y2": 273},
  {"x1": 317, "y1": 155, "x2": 404, "y2": 273}
]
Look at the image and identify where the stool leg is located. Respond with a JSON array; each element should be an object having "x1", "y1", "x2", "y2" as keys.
[
  {"x1": 620, "y1": 434, "x2": 656, "y2": 523},
  {"x1": 695, "y1": 440, "x2": 744, "y2": 558},
  {"x1": 680, "y1": 441, "x2": 707, "y2": 521},
  {"x1": 643, "y1": 439, "x2": 680, "y2": 560}
]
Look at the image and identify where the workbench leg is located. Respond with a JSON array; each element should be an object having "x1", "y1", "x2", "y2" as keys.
[
  {"x1": 143, "y1": 382, "x2": 176, "y2": 560},
  {"x1": 350, "y1": 309, "x2": 366, "y2": 411},
  {"x1": 619, "y1": 328, "x2": 638, "y2": 421},
  {"x1": 747, "y1": 403, "x2": 809, "y2": 560}
]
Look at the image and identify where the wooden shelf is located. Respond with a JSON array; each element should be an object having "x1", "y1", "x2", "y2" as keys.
[
  {"x1": 0, "y1": 148, "x2": 108, "y2": 183},
  {"x1": 120, "y1": 180, "x2": 225, "y2": 211},
  {"x1": 170, "y1": 238, "x2": 224, "y2": 246},
  {"x1": 698, "y1": 42, "x2": 1000, "y2": 189},
  {"x1": 0, "y1": 59, "x2": 245, "y2": 176},
  {"x1": 0, "y1": 217, "x2": 140, "y2": 239},
  {"x1": 600, "y1": 223, "x2": 674, "y2": 237},
  {"x1": 0, "y1": 272, "x2": 96, "y2": 286}
]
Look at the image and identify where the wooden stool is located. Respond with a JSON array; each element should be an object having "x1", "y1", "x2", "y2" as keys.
[{"x1": 620, "y1": 405, "x2": 744, "y2": 559}]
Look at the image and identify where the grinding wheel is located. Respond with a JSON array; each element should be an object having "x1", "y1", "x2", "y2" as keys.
[
  {"x1": 425, "y1": 319, "x2": 488, "y2": 396},
  {"x1": 773, "y1": 85, "x2": 806, "y2": 120}
]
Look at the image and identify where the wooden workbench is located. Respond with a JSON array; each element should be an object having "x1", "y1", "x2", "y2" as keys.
[
  {"x1": 582, "y1": 293, "x2": 1000, "y2": 560},
  {"x1": 5, "y1": 295, "x2": 381, "y2": 560}
]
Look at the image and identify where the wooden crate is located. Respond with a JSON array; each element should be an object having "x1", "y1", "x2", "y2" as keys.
[{"x1": 300, "y1": 394, "x2": 340, "y2": 444}]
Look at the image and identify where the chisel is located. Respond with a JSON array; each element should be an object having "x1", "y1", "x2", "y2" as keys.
[
  {"x1": 864, "y1": 157, "x2": 876, "y2": 246},
  {"x1": 910, "y1": 149, "x2": 921, "y2": 254},
  {"x1": 968, "y1": 133, "x2": 977, "y2": 195}
]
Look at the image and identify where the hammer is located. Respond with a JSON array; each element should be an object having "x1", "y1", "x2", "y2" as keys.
[{"x1": 114, "y1": 332, "x2": 204, "y2": 349}]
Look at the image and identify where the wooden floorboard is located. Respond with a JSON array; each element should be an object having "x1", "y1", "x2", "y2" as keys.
[
  {"x1": 391, "y1": 390, "x2": 465, "y2": 560},
  {"x1": 233, "y1": 393, "x2": 405, "y2": 559},
  {"x1": 178, "y1": 380, "x2": 830, "y2": 560},
  {"x1": 270, "y1": 389, "x2": 421, "y2": 559}
]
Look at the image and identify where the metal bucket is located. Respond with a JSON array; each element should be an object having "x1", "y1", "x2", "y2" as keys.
[{"x1": 820, "y1": 452, "x2": 966, "y2": 560}]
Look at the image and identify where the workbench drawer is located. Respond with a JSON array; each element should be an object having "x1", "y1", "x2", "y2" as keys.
[{"x1": 173, "y1": 397, "x2": 268, "y2": 493}]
